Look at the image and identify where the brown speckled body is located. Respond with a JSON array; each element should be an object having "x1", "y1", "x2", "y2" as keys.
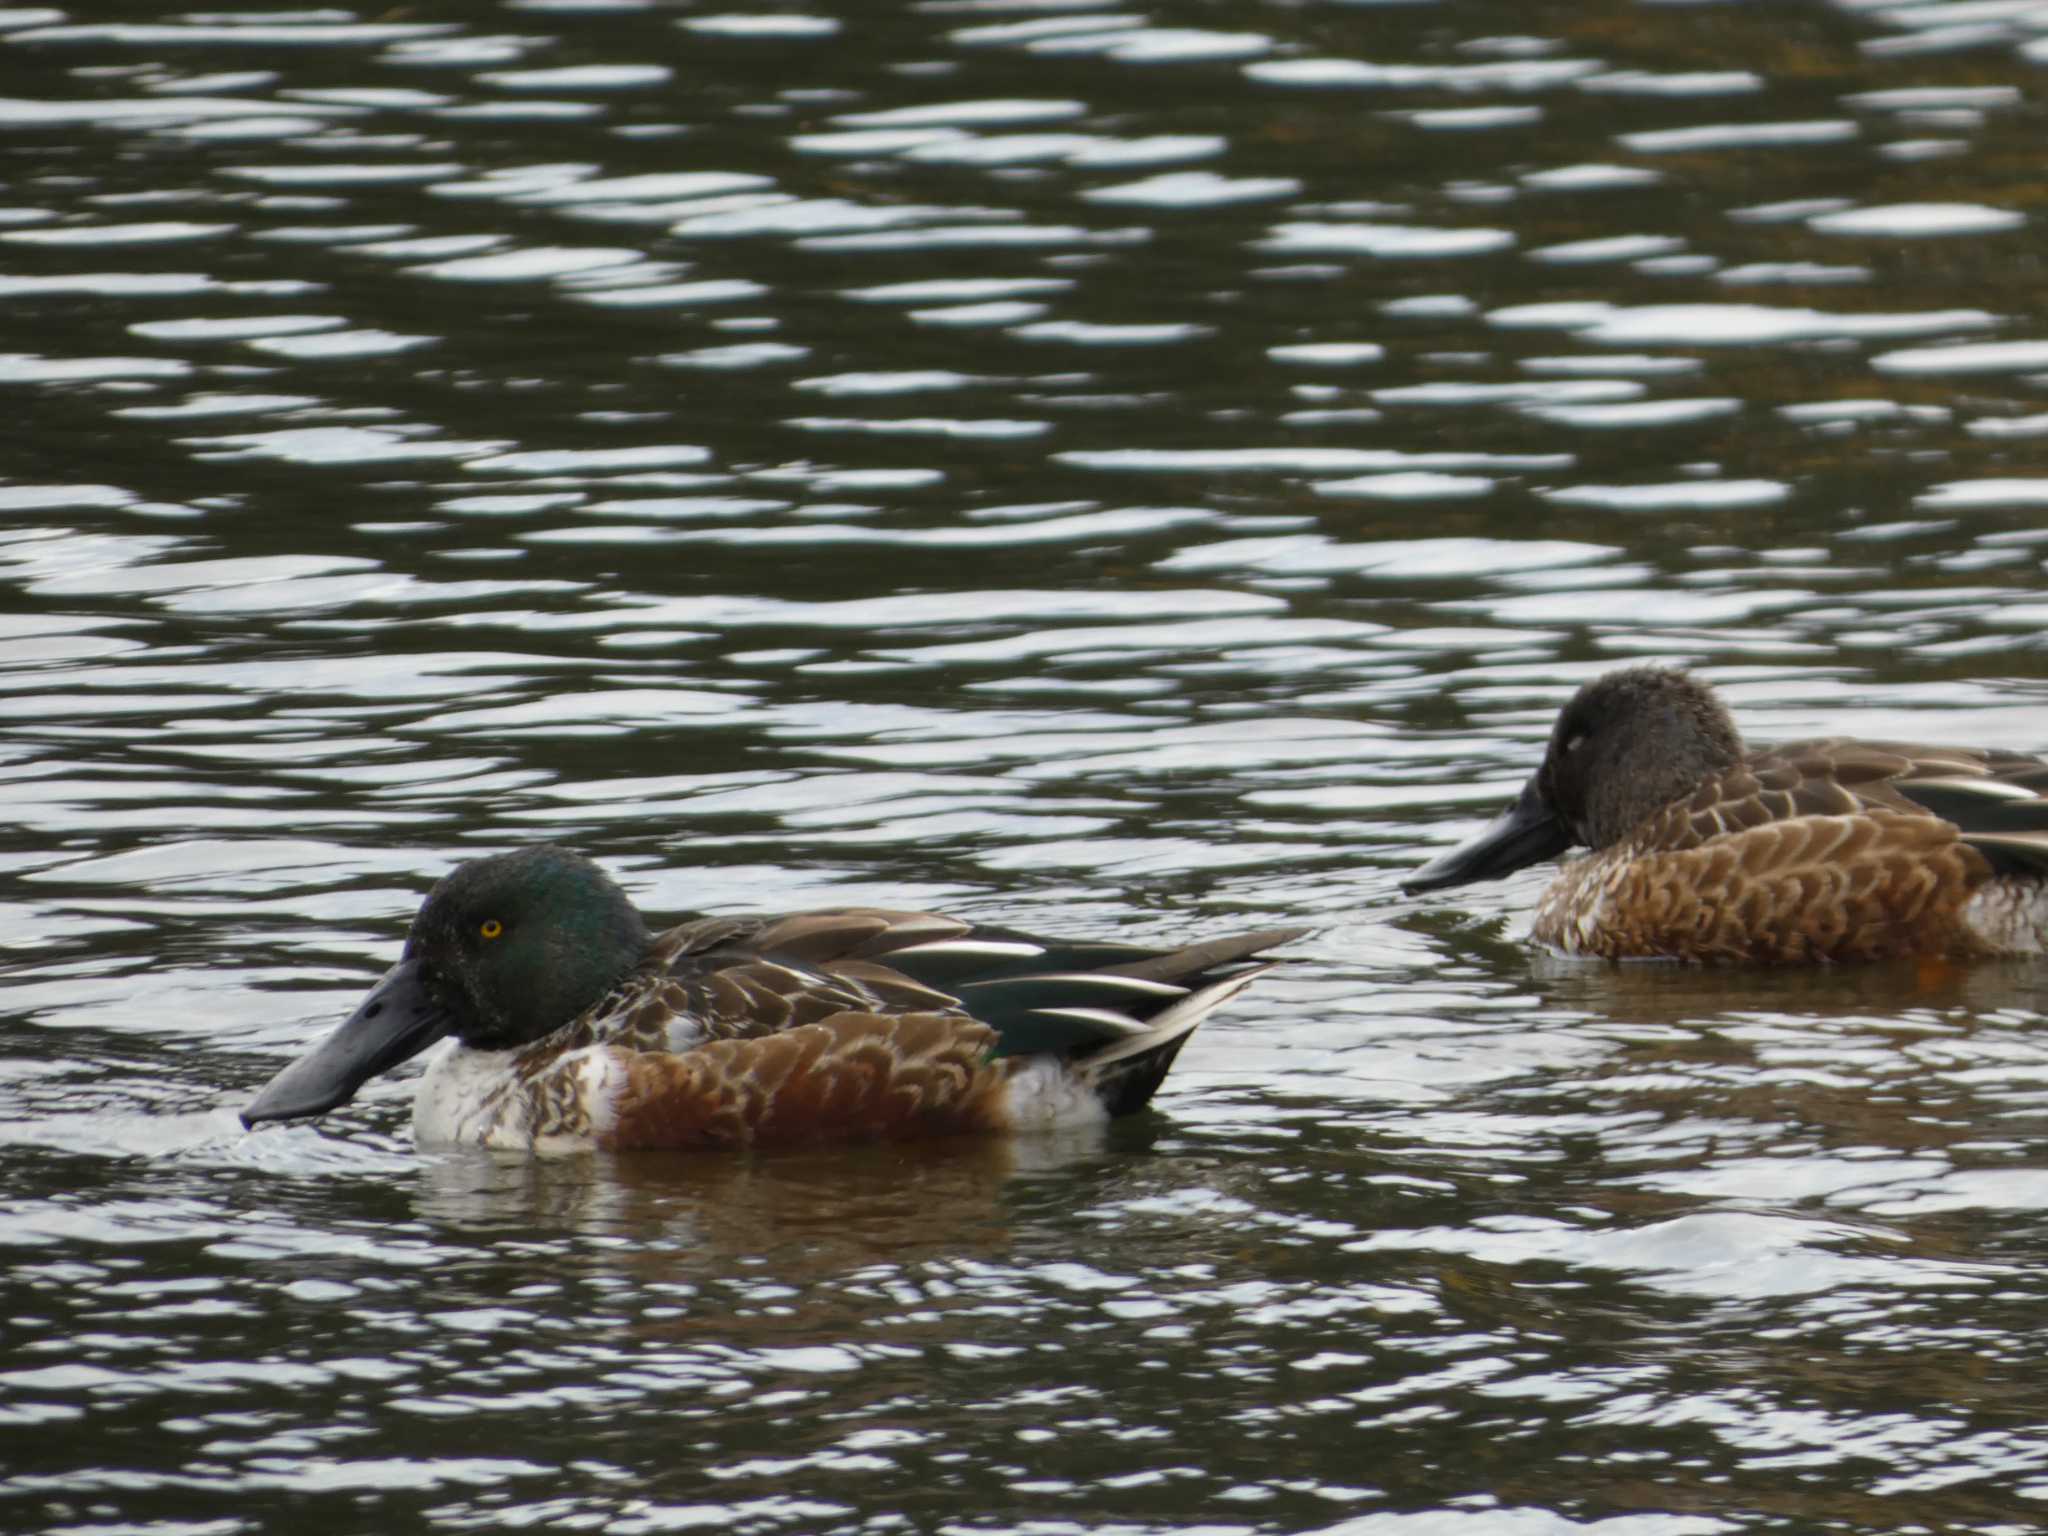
[
  {"x1": 409, "y1": 904, "x2": 1292, "y2": 1150},
  {"x1": 1531, "y1": 741, "x2": 2048, "y2": 963},
  {"x1": 572, "y1": 908, "x2": 977, "y2": 1052},
  {"x1": 246, "y1": 843, "x2": 1298, "y2": 1151},
  {"x1": 608, "y1": 1013, "x2": 1013, "y2": 1149}
]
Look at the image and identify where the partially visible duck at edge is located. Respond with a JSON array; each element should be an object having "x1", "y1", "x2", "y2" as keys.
[
  {"x1": 1402, "y1": 665, "x2": 2048, "y2": 964},
  {"x1": 242, "y1": 845, "x2": 1305, "y2": 1152}
]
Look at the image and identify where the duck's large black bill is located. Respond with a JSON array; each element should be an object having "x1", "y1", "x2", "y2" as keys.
[
  {"x1": 241, "y1": 957, "x2": 450, "y2": 1127},
  {"x1": 1402, "y1": 777, "x2": 1574, "y2": 894}
]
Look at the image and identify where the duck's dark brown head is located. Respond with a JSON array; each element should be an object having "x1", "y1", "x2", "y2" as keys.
[{"x1": 1404, "y1": 667, "x2": 1743, "y2": 894}]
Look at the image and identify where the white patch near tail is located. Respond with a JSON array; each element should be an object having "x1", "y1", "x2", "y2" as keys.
[
  {"x1": 1001, "y1": 1058, "x2": 1114, "y2": 1133},
  {"x1": 1963, "y1": 878, "x2": 2048, "y2": 955},
  {"x1": 996, "y1": 970, "x2": 1274, "y2": 1132}
]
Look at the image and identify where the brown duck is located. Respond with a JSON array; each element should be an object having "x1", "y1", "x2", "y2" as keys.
[
  {"x1": 1403, "y1": 666, "x2": 2048, "y2": 963},
  {"x1": 241, "y1": 845, "x2": 1304, "y2": 1151}
]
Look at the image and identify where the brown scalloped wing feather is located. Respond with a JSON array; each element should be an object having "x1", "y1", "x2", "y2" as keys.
[
  {"x1": 1534, "y1": 809, "x2": 1995, "y2": 962},
  {"x1": 603, "y1": 1012, "x2": 1012, "y2": 1149},
  {"x1": 671, "y1": 908, "x2": 973, "y2": 967},
  {"x1": 1642, "y1": 740, "x2": 2048, "y2": 855},
  {"x1": 746, "y1": 908, "x2": 973, "y2": 961},
  {"x1": 583, "y1": 912, "x2": 977, "y2": 1050}
]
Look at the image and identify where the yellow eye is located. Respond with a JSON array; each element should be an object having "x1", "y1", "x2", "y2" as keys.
[{"x1": 480, "y1": 919, "x2": 503, "y2": 940}]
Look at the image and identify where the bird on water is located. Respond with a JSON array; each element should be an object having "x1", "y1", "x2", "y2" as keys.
[
  {"x1": 243, "y1": 844, "x2": 1304, "y2": 1150},
  {"x1": 1403, "y1": 666, "x2": 2048, "y2": 963}
]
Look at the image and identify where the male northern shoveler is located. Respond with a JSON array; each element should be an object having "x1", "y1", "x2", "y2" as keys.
[
  {"x1": 241, "y1": 845, "x2": 1304, "y2": 1151},
  {"x1": 1401, "y1": 665, "x2": 2048, "y2": 963}
]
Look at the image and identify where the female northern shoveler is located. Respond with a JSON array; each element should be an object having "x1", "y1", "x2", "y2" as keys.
[
  {"x1": 241, "y1": 845, "x2": 1304, "y2": 1151},
  {"x1": 1402, "y1": 666, "x2": 2048, "y2": 963}
]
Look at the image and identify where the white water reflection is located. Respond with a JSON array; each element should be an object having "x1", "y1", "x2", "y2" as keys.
[{"x1": 1489, "y1": 301, "x2": 1996, "y2": 344}]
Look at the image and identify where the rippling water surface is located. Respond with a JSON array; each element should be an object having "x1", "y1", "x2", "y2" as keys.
[{"x1": 7, "y1": 2, "x2": 2048, "y2": 1531}]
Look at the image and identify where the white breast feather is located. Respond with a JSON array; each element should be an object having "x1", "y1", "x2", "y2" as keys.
[
  {"x1": 413, "y1": 1041, "x2": 622, "y2": 1151},
  {"x1": 413, "y1": 1043, "x2": 520, "y2": 1146}
]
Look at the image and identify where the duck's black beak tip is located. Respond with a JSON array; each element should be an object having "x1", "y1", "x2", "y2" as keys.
[
  {"x1": 241, "y1": 956, "x2": 450, "y2": 1129},
  {"x1": 1404, "y1": 778, "x2": 1573, "y2": 895}
]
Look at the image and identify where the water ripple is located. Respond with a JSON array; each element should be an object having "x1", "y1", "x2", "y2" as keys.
[{"x1": 6, "y1": 3, "x2": 2048, "y2": 1532}]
